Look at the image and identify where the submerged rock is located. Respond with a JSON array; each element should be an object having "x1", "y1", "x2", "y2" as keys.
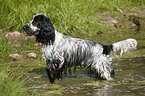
[
  {"x1": 9, "y1": 54, "x2": 22, "y2": 60},
  {"x1": 27, "y1": 52, "x2": 37, "y2": 58},
  {"x1": 33, "y1": 75, "x2": 42, "y2": 79},
  {"x1": 5, "y1": 31, "x2": 21, "y2": 40},
  {"x1": 46, "y1": 90, "x2": 63, "y2": 96},
  {"x1": 83, "y1": 81, "x2": 100, "y2": 87},
  {"x1": 44, "y1": 85, "x2": 62, "y2": 90},
  {"x1": 34, "y1": 43, "x2": 42, "y2": 46},
  {"x1": 111, "y1": 19, "x2": 119, "y2": 24}
]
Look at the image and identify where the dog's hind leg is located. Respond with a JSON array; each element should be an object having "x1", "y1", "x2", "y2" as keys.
[{"x1": 91, "y1": 54, "x2": 113, "y2": 80}]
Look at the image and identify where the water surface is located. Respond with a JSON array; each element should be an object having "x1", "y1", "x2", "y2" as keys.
[{"x1": 1, "y1": 28, "x2": 145, "y2": 96}]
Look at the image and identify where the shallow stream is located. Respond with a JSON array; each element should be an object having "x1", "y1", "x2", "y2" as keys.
[{"x1": 1, "y1": 28, "x2": 145, "y2": 96}]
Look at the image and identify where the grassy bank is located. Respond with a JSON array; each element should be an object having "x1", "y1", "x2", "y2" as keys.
[{"x1": 0, "y1": 0, "x2": 144, "y2": 36}]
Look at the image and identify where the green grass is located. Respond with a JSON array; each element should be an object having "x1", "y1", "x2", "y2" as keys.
[
  {"x1": 0, "y1": 0, "x2": 144, "y2": 36},
  {"x1": 0, "y1": 33, "x2": 22, "y2": 57},
  {"x1": 0, "y1": 64, "x2": 27, "y2": 96},
  {"x1": 0, "y1": 34, "x2": 12, "y2": 57},
  {"x1": 0, "y1": 63, "x2": 40, "y2": 96}
]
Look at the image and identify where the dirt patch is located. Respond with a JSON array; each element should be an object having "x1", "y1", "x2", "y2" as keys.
[{"x1": 99, "y1": 7, "x2": 145, "y2": 31}]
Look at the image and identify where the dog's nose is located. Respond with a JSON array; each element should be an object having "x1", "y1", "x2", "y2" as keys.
[
  {"x1": 22, "y1": 26, "x2": 26, "y2": 30},
  {"x1": 23, "y1": 25, "x2": 29, "y2": 31}
]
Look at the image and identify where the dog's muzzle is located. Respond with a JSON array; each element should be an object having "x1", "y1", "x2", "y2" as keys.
[{"x1": 22, "y1": 24, "x2": 39, "y2": 36}]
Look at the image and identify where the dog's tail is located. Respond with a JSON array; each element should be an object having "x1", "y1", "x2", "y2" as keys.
[{"x1": 103, "y1": 38, "x2": 137, "y2": 56}]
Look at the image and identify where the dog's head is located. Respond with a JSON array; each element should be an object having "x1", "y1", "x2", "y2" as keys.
[{"x1": 23, "y1": 14, "x2": 55, "y2": 45}]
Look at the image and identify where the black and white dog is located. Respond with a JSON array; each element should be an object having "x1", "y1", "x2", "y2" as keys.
[{"x1": 23, "y1": 14, "x2": 137, "y2": 83}]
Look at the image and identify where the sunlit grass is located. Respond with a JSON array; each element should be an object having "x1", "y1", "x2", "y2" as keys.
[
  {"x1": 0, "y1": 33, "x2": 22, "y2": 57},
  {"x1": 0, "y1": 64, "x2": 27, "y2": 96},
  {"x1": 0, "y1": 34, "x2": 12, "y2": 57},
  {"x1": 0, "y1": 0, "x2": 144, "y2": 36},
  {"x1": 0, "y1": 63, "x2": 40, "y2": 96}
]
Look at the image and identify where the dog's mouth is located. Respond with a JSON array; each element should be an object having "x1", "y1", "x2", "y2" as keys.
[
  {"x1": 27, "y1": 30, "x2": 39, "y2": 36},
  {"x1": 23, "y1": 25, "x2": 39, "y2": 36}
]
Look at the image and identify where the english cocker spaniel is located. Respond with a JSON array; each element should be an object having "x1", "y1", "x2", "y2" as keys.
[{"x1": 23, "y1": 14, "x2": 137, "y2": 83}]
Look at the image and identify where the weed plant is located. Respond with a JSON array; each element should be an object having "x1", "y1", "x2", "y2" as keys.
[
  {"x1": 0, "y1": 0, "x2": 144, "y2": 36},
  {"x1": 0, "y1": 64, "x2": 27, "y2": 96},
  {"x1": 0, "y1": 34, "x2": 12, "y2": 57},
  {"x1": 0, "y1": 33, "x2": 22, "y2": 57}
]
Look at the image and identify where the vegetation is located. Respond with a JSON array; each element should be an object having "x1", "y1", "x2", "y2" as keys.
[
  {"x1": 0, "y1": 64, "x2": 27, "y2": 96},
  {"x1": 0, "y1": 0, "x2": 144, "y2": 36},
  {"x1": 0, "y1": 35, "x2": 12, "y2": 57}
]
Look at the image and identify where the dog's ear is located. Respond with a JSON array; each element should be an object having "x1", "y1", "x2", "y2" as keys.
[
  {"x1": 35, "y1": 14, "x2": 55, "y2": 45},
  {"x1": 40, "y1": 16, "x2": 55, "y2": 33}
]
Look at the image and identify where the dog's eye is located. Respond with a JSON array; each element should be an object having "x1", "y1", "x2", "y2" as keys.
[{"x1": 33, "y1": 21, "x2": 38, "y2": 26}]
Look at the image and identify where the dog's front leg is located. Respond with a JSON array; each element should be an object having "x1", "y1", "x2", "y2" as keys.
[{"x1": 46, "y1": 59, "x2": 61, "y2": 83}]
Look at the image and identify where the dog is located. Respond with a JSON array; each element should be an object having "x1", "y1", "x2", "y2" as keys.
[{"x1": 23, "y1": 14, "x2": 137, "y2": 83}]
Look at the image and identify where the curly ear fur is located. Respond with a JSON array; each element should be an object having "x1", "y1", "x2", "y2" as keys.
[{"x1": 35, "y1": 15, "x2": 55, "y2": 45}]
